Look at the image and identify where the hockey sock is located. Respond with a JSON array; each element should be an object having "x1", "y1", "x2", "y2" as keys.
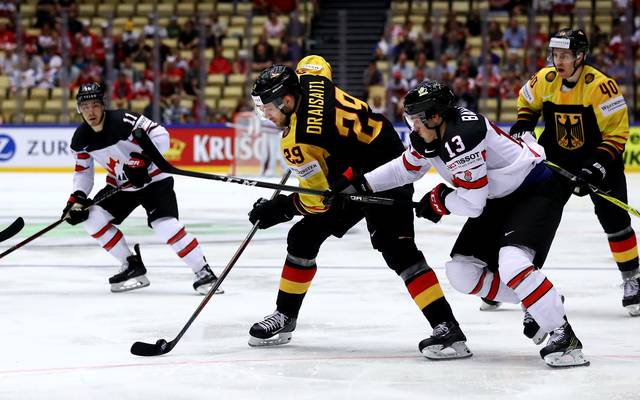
[
  {"x1": 607, "y1": 226, "x2": 639, "y2": 276},
  {"x1": 445, "y1": 255, "x2": 520, "y2": 303},
  {"x1": 401, "y1": 260, "x2": 455, "y2": 327},
  {"x1": 84, "y1": 206, "x2": 131, "y2": 264},
  {"x1": 151, "y1": 217, "x2": 207, "y2": 273},
  {"x1": 275, "y1": 253, "x2": 317, "y2": 318},
  {"x1": 499, "y1": 246, "x2": 565, "y2": 332}
]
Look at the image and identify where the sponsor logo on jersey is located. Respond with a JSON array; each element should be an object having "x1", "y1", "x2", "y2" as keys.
[
  {"x1": 521, "y1": 84, "x2": 534, "y2": 103},
  {"x1": 289, "y1": 160, "x2": 321, "y2": 179},
  {"x1": 463, "y1": 170, "x2": 472, "y2": 181},
  {"x1": 446, "y1": 151, "x2": 483, "y2": 169},
  {"x1": 298, "y1": 63, "x2": 322, "y2": 71},
  {"x1": 554, "y1": 113, "x2": 585, "y2": 150},
  {"x1": 306, "y1": 80, "x2": 325, "y2": 134},
  {"x1": 599, "y1": 95, "x2": 627, "y2": 117},
  {"x1": 0, "y1": 134, "x2": 16, "y2": 161}
]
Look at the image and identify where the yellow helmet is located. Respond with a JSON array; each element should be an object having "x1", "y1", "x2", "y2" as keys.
[{"x1": 295, "y1": 55, "x2": 333, "y2": 80}]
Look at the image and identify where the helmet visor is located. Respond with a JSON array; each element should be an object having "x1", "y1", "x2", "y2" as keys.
[
  {"x1": 252, "y1": 95, "x2": 284, "y2": 121},
  {"x1": 403, "y1": 111, "x2": 428, "y2": 131}
]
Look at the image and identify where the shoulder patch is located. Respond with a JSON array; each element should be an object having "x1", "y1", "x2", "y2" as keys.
[
  {"x1": 584, "y1": 73, "x2": 594, "y2": 84},
  {"x1": 599, "y1": 95, "x2": 627, "y2": 117},
  {"x1": 545, "y1": 71, "x2": 557, "y2": 82}
]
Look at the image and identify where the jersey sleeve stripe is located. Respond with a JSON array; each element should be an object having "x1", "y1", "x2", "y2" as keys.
[
  {"x1": 75, "y1": 164, "x2": 88, "y2": 172},
  {"x1": 402, "y1": 154, "x2": 422, "y2": 171},
  {"x1": 452, "y1": 175, "x2": 488, "y2": 189},
  {"x1": 76, "y1": 152, "x2": 90, "y2": 159}
]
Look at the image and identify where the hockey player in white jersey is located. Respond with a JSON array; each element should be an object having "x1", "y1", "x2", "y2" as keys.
[
  {"x1": 337, "y1": 81, "x2": 589, "y2": 368},
  {"x1": 61, "y1": 82, "x2": 222, "y2": 294}
]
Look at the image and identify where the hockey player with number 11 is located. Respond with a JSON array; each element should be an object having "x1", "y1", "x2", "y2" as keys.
[
  {"x1": 348, "y1": 81, "x2": 589, "y2": 367},
  {"x1": 62, "y1": 82, "x2": 222, "y2": 294}
]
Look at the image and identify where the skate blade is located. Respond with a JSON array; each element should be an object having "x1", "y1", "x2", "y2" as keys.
[
  {"x1": 625, "y1": 304, "x2": 640, "y2": 317},
  {"x1": 479, "y1": 302, "x2": 501, "y2": 311},
  {"x1": 110, "y1": 275, "x2": 150, "y2": 293},
  {"x1": 544, "y1": 349, "x2": 590, "y2": 368},
  {"x1": 248, "y1": 332, "x2": 293, "y2": 347},
  {"x1": 194, "y1": 283, "x2": 224, "y2": 295},
  {"x1": 421, "y1": 341, "x2": 473, "y2": 360}
]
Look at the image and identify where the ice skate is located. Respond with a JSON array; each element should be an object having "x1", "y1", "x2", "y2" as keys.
[
  {"x1": 540, "y1": 322, "x2": 589, "y2": 368},
  {"x1": 479, "y1": 297, "x2": 501, "y2": 311},
  {"x1": 248, "y1": 311, "x2": 297, "y2": 347},
  {"x1": 622, "y1": 274, "x2": 640, "y2": 317},
  {"x1": 523, "y1": 309, "x2": 547, "y2": 345},
  {"x1": 193, "y1": 265, "x2": 224, "y2": 295},
  {"x1": 418, "y1": 321, "x2": 472, "y2": 360},
  {"x1": 108, "y1": 244, "x2": 150, "y2": 292}
]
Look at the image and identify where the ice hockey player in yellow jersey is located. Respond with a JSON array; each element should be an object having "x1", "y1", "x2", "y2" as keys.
[
  {"x1": 245, "y1": 55, "x2": 472, "y2": 360},
  {"x1": 512, "y1": 29, "x2": 639, "y2": 316}
]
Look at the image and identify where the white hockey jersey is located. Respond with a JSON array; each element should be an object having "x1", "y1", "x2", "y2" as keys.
[
  {"x1": 365, "y1": 107, "x2": 546, "y2": 217},
  {"x1": 70, "y1": 109, "x2": 171, "y2": 195}
]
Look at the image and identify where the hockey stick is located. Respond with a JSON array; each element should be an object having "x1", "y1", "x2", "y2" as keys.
[
  {"x1": 0, "y1": 218, "x2": 25, "y2": 243},
  {"x1": 0, "y1": 186, "x2": 124, "y2": 260},
  {"x1": 544, "y1": 160, "x2": 640, "y2": 218},
  {"x1": 130, "y1": 171, "x2": 293, "y2": 357},
  {"x1": 132, "y1": 129, "x2": 412, "y2": 207}
]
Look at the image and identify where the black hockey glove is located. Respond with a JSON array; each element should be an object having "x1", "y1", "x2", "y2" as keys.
[
  {"x1": 415, "y1": 183, "x2": 454, "y2": 223},
  {"x1": 123, "y1": 152, "x2": 152, "y2": 188},
  {"x1": 574, "y1": 153, "x2": 609, "y2": 197},
  {"x1": 324, "y1": 167, "x2": 373, "y2": 208},
  {"x1": 248, "y1": 194, "x2": 299, "y2": 229},
  {"x1": 509, "y1": 119, "x2": 537, "y2": 140},
  {"x1": 62, "y1": 191, "x2": 93, "y2": 225},
  {"x1": 409, "y1": 131, "x2": 440, "y2": 158}
]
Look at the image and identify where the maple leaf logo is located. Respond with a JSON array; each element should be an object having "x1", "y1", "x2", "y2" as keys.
[{"x1": 106, "y1": 157, "x2": 119, "y2": 176}]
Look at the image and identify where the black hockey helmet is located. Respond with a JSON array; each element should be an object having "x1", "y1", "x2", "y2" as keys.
[
  {"x1": 548, "y1": 29, "x2": 589, "y2": 58},
  {"x1": 403, "y1": 80, "x2": 456, "y2": 129},
  {"x1": 251, "y1": 65, "x2": 300, "y2": 119},
  {"x1": 76, "y1": 82, "x2": 105, "y2": 112}
]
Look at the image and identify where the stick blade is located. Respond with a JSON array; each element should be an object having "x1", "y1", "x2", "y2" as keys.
[
  {"x1": 130, "y1": 339, "x2": 173, "y2": 357},
  {"x1": 0, "y1": 217, "x2": 25, "y2": 242}
]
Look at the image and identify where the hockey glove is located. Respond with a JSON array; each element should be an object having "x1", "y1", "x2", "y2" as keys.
[
  {"x1": 248, "y1": 194, "x2": 298, "y2": 229},
  {"x1": 123, "y1": 152, "x2": 152, "y2": 188},
  {"x1": 509, "y1": 119, "x2": 537, "y2": 140},
  {"x1": 415, "y1": 183, "x2": 454, "y2": 223},
  {"x1": 574, "y1": 154, "x2": 609, "y2": 197},
  {"x1": 409, "y1": 131, "x2": 440, "y2": 158},
  {"x1": 62, "y1": 190, "x2": 93, "y2": 225},
  {"x1": 324, "y1": 167, "x2": 372, "y2": 208}
]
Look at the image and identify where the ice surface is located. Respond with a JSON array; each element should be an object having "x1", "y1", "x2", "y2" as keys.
[{"x1": 0, "y1": 172, "x2": 638, "y2": 399}]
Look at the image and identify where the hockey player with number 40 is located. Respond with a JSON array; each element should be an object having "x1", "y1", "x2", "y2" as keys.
[
  {"x1": 512, "y1": 29, "x2": 639, "y2": 316},
  {"x1": 62, "y1": 82, "x2": 222, "y2": 294},
  {"x1": 345, "y1": 81, "x2": 589, "y2": 368}
]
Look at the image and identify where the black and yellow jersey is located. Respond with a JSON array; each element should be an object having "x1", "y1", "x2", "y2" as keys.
[
  {"x1": 283, "y1": 55, "x2": 405, "y2": 214},
  {"x1": 516, "y1": 64, "x2": 629, "y2": 171}
]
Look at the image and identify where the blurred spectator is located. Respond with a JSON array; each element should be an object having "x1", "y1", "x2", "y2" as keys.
[
  {"x1": 608, "y1": 52, "x2": 632, "y2": 84},
  {"x1": 503, "y1": 17, "x2": 527, "y2": 50},
  {"x1": 452, "y1": 77, "x2": 478, "y2": 111},
  {"x1": 274, "y1": 42, "x2": 293, "y2": 67},
  {"x1": 503, "y1": 50, "x2": 524, "y2": 77},
  {"x1": 12, "y1": 57, "x2": 37, "y2": 91},
  {"x1": 67, "y1": 6, "x2": 83, "y2": 35},
  {"x1": 205, "y1": 12, "x2": 227, "y2": 48},
  {"x1": 0, "y1": 44, "x2": 19, "y2": 76},
  {"x1": 363, "y1": 60, "x2": 384, "y2": 91},
  {"x1": 455, "y1": 55, "x2": 478, "y2": 79},
  {"x1": 112, "y1": 72, "x2": 134, "y2": 109},
  {"x1": 166, "y1": 16, "x2": 181, "y2": 39},
  {"x1": 487, "y1": 21, "x2": 505, "y2": 53},
  {"x1": 414, "y1": 52, "x2": 429, "y2": 77},
  {"x1": 254, "y1": 0, "x2": 300, "y2": 14},
  {"x1": 208, "y1": 46, "x2": 233, "y2": 75},
  {"x1": 36, "y1": 60, "x2": 57, "y2": 88},
  {"x1": 167, "y1": 95, "x2": 191, "y2": 123},
  {"x1": 178, "y1": 19, "x2": 199, "y2": 50},
  {"x1": 466, "y1": 11, "x2": 482, "y2": 37},
  {"x1": 264, "y1": 10, "x2": 285, "y2": 40},
  {"x1": 37, "y1": 22, "x2": 57, "y2": 53},
  {"x1": 252, "y1": 36, "x2": 274, "y2": 72},
  {"x1": 143, "y1": 13, "x2": 167, "y2": 39},
  {"x1": 0, "y1": 1, "x2": 16, "y2": 18},
  {"x1": 286, "y1": 10, "x2": 306, "y2": 47},
  {"x1": 35, "y1": 0, "x2": 56, "y2": 28},
  {"x1": 393, "y1": 31, "x2": 416, "y2": 61},
  {"x1": 376, "y1": 27, "x2": 392, "y2": 59},
  {"x1": 119, "y1": 56, "x2": 141, "y2": 83},
  {"x1": 530, "y1": 22, "x2": 548, "y2": 50},
  {"x1": 475, "y1": 54, "x2": 501, "y2": 97},
  {"x1": 133, "y1": 78, "x2": 153, "y2": 100},
  {"x1": 0, "y1": 21, "x2": 15, "y2": 50},
  {"x1": 552, "y1": 0, "x2": 575, "y2": 13},
  {"x1": 386, "y1": 70, "x2": 409, "y2": 122},
  {"x1": 417, "y1": 20, "x2": 438, "y2": 60},
  {"x1": 409, "y1": 68, "x2": 426, "y2": 88},
  {"x1": 431, "y1": 54, "x2": 456, "y2": 83},
  {"x1": 391, "y1": 51, "x2": 414, "y2": 81}
]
